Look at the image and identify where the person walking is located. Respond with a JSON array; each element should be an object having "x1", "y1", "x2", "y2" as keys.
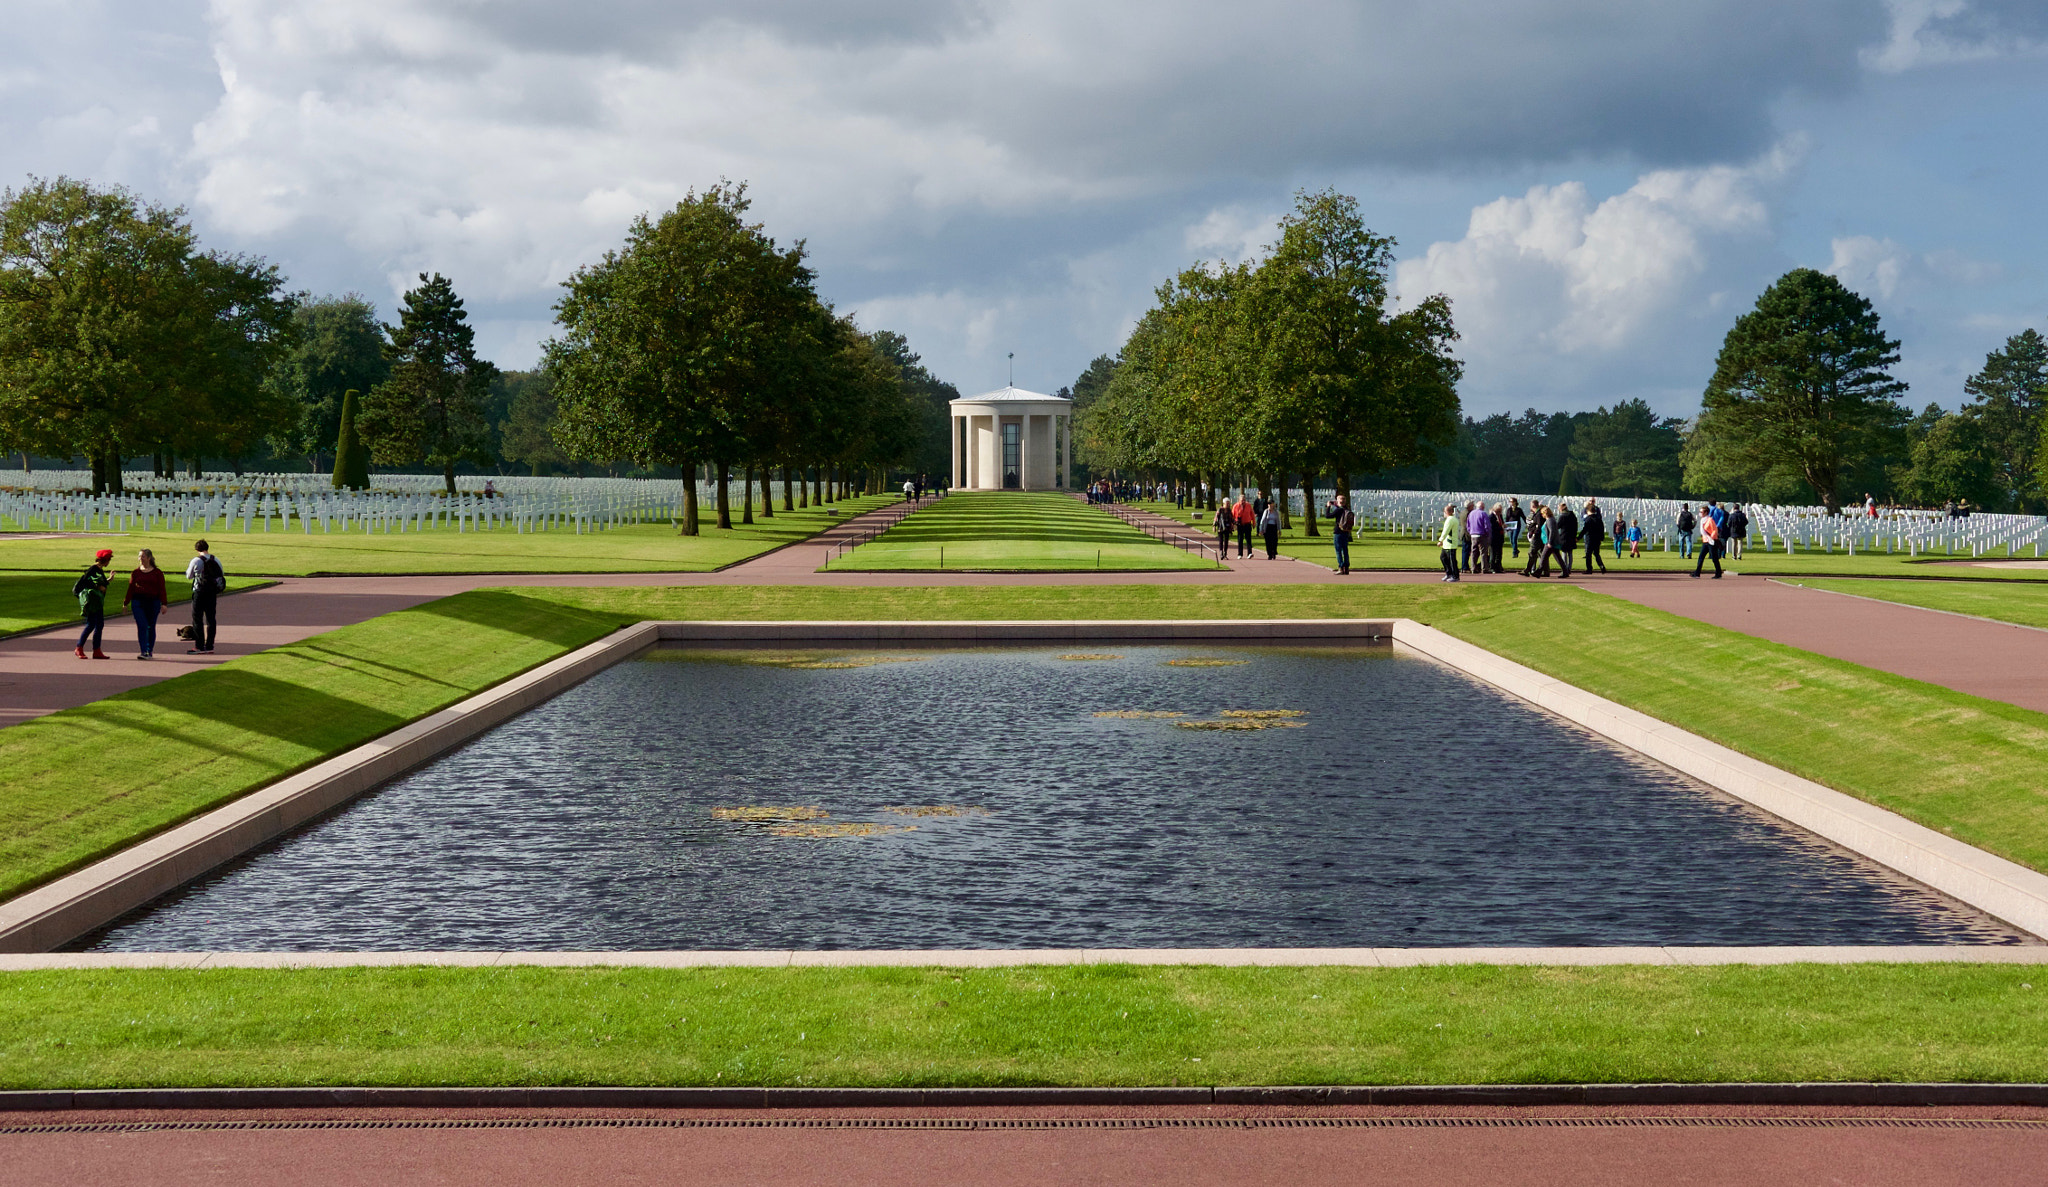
[
  {"x1": 1488, "y1": 502, "x2": 1506, "y2": 574},
  {"x1": 1212, "y1": 500, "x2": 1233, "y2": 560},
  {"x1": 1727, "y1": 503, "x2": 1748, "y2": 560},
  {"x1": 1457, "y1": 500, "x2": 1476, "y2": 573},
  {"x1": 1330, "y1": 495, "x2": 1355, "y2": 575},
  {"x1": 123, "y1": 548, "x2": 169, "y2": 660},
  {"x1": 1628, "y1": 519, "x2": 1645, "y2": 558},
  {"x1": 1675, "y1": 504, "x2": 1696, "y2": 559},
  {"x1": 184, "y1": 539, "x2": 223, "y2": 654},
  {"x1": 1553, "y1": 501, "x2": 1578, "y2": 578},
  {"x1": 1579, "y1": 499, "x2": 1607, "y2": 574},
  {"x1": 1528, "y1": 507, "x2": 1554, "y2": 577},
  {"x1": 1464, "y1": 500, "x2": 1492, "y2": 574},
  {"x1": 1232, "y1": 494, "x2": 1255, "y2": 559},
  {"x1": 1503, "y1": 497, "x2": 1525, "y2": 558},
  {"x1": 1437, "y1": 504, "x2": 1461, "y2": 582},
  {"x1": 1692, "y1": 505, "x2": 1725, "y2": 578},
  {"x1": 1259, "y1": 499, "x2": 1281, "y2": 559},
  {"x1": 72, "y1": 549, "x2": 113, "y2": 660},
  {"x1": 1614, "y1": 516, "x2": 1627, "y2": 559},
  {"x1": 1522, "y1": 503, "x2": 1546, "y2": 577}
]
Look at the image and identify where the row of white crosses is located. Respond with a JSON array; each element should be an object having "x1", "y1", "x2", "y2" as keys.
[
  {"x1": 0, "y1": 475, "x2": 739, "y2": 537},
  {"x1": 1280, "y1": 488, "x2": 2048, "y2": 560}
]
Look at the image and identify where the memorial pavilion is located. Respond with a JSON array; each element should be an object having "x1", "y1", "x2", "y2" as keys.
[{"x1": 947, "y1": 385, "x2": 1072, "y2": 490}]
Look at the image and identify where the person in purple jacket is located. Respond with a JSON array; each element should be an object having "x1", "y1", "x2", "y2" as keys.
[{"x1": 1465, "y1": 501, "x2": 1493, "y2": 574}]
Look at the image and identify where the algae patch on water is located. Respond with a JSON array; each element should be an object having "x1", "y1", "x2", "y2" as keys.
[
  {"x1": 1165, "y1": 658, "x2": 1248, "y2": 667},
  {"x1": 1093, "y1": 710, "x2": 1186, "y2": 719},
  {"x1": 1219, "y1": 709, "x2": 1307, "y2": 720},
  {"x1": 880, "y1": 804, "x2": 991, "y2": 817},
  {"x1": 1057, "y1": 653, "x2": 1123, "y2": 661},
  {"x1": 712, "y1": 805, "x2": 830, "y2": 822},
  {"x1": 748, "y1": 654, "x2": 927, "y2": 670},
  {"x1": 767, "y1": 822, "x2": 919, "y2": 839}
]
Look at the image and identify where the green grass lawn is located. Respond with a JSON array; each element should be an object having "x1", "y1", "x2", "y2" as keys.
[
  {"x1": 2, "y1": 962, "x2": 2044, "y2": 1089},
  {"x1": 0, "y1": 495, "x2": 899, "y2": 577},
  {"x1": 826, "y1": 492, "x2": 1215, "y2": 571},
  {"x1": 1795, "y1": 577, "x2": 2048, "y2": 630},
  {"x1": 1134, "y1": 501, "x2": 2048, "y2": 581}
]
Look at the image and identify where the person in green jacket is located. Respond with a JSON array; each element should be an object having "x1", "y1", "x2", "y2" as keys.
[
  {"x1": 1437, "y1": 504, "x2": 1461, "y2": 582},
  {"x1": 72, "y1": 548, "x2": 113, "y2": 659}
]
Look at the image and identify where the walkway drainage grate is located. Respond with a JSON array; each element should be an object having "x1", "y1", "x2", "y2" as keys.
[{"x1": 6, "y1": 1116, "x2": 2048, "y2": 1135}]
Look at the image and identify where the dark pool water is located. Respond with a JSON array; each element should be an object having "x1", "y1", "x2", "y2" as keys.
[{"x1": 78, "y1": 645, "x2": 2023, "y2": 950}]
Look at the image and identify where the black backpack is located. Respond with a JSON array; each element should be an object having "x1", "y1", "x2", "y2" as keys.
[
  {"x1": 199, "y1": 554, "x2": 226, "y2": 594},
  {"x1": 1677, "y1": 510, "x2": 1695, "y2": 532}
]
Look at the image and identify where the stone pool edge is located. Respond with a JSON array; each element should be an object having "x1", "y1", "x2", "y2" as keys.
[{"x1": 5, "y1": 615, "x2": 2045, "y2": 957}]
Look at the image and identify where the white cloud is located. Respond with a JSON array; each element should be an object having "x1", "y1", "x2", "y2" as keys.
[
  {"x1": 1394, "y1": 144, "x2": 1801, "y2": 412},
  {"x1": 1827, "y1": 235, "x2": 2002, "y2": 299}
]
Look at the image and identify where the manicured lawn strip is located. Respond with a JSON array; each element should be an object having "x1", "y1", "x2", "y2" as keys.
[
  {"x1": 1795, "y1": 578, "x2": 2048, "y2": 630},
  {"x1": 0, "y1": 495, "x2": 901, "y2": 577},
  {"x1": 0, "y1": 591, "x2": 626, "y2": 900},
  {"x1": 518, "y1": 582, "x2": 2048, "y2": 873},
  {"x1": 828, "y1": 492, "x2": 1212, "y2": 571},
  {"x1": 0, "y1": 571, "x2": 181, "y2": 637},
  {"x1": 1134, "y1": 500, "x2": 2048, "y2": 580},
  {"x1": 1, "y1": 963, "x2": 2044, "y2": 1089}
]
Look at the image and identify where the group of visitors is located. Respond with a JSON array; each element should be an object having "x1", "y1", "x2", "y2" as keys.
[
  {"x1": 1211, "y1": 491, "x2": 1286, "y2": 561},
  {"x1": 899, "y1": 473, "x2": 933, "y2": 504},
  {"x1": 72, "y1": 540, "x2": 224, "y2": 660},
  {"x1": 1427, "y1": 497, "x2": 1750, "y2": 581}
]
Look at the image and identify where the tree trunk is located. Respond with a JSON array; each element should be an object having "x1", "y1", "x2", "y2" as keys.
[
  {"x1": 760, "y1": 464, "x2": 775, "y2": 517},
  {"x1": 741, "y1": 464, "x2": 755, "y2": 525},
  {"x1": 1301, "y1": 472, "x2": 1320, "y2": 537},
  {"x1": 90, "y1": 449, "x2": 107, "y2": 495},
  {"x1": 1276, "y1": 475, "x2": 1291, "y2": 530},
  {"x1": 716, "y1": 462, "x2": 732, "y2": 530},
  {"x1": 443, "y1": 459, "x2": 457, "y2": 497},
  {"x1": 680, "y1": 458, "x2": 700, "y2": 535},
  {"x1": 782, "y1": 466, "x2": 794, "y2": 512}
]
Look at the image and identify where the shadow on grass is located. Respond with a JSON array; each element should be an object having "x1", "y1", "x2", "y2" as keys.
[
  {"x1": 403, "y1": 589, "x2": 634, "y2": 647},
  {"x1": 107, "y1": 667, "x2": 412, "y2": 749}
]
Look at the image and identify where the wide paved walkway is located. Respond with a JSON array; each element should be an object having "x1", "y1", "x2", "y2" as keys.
[{"x1": 5, "y1": 1105, "x2": 2046, "y2": 1186}]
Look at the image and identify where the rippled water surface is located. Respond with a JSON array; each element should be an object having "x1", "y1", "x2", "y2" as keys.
[{"x1": 81, "y1": 644, "x2": 2023, "y2": 950}]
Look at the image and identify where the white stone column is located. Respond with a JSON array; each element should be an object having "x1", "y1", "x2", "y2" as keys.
[
  {"x1": 1060, "y1": 415, "x2": 1070, "y2": 489},
  {"x1": 1022, "y1": 414, "x2": 1038, "y2": 490},
  {"x1": 951, "y1": 415, "x2": 962, "y2": 489}
]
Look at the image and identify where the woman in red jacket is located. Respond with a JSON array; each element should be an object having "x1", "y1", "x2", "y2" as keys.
[{"x1": 122, "y1": 548, "x2": 169, "y2": 659}]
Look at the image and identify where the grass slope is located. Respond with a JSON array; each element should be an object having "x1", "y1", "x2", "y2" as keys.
[
  {"x1": 2, "y1": 963, "x2": 2044, "y2": 1089},
  {"x1": 0, "y1": 590, "x2": 625, "y2": 899},
  {"x1": 1795, "y1": 577, "x2": 2048, "y2": 630},
  {"x1": 826, "y1": 492, "x2": 1214, "y2": 570},
  {"x1": 1137, "y1": 501, "x2": 2048, "y2": 581},
  {"x1": 0, "y1": 495, "x2": 898, "y2": 577}
]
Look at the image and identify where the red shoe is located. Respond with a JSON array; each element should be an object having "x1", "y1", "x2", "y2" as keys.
[
  {"x1": 92, "y1": 649, "x2": 110, "y2": 660},
  {"x1": 75, "y1": 646, "x2": 87, "y2": 659}
]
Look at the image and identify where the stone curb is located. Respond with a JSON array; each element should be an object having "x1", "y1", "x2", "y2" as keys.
[
  {"x1": 655, "y1": 619, "x2": 1394, "y2": 641},
  {"x1": 0, "y1": 622, "x2": 662, "y2": 954},
  {"x1": 4, "y1": 1083, "x2": 2047, "y2": 1111},
  {"x1": 5, "y1": 945, "x2": 2048, "y2": 971},
  {"x1": 1390, "y1": 620, "x2": 2048, "y2": 941}
]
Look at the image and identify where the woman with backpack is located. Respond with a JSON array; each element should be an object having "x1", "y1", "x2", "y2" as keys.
[{"x1": 72, "y1": 549, "x2": 113, "y2": 660}]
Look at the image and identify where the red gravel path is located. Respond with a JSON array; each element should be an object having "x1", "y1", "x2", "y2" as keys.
[{"x1": 5, "y1": 1105, "x2": 2046, "y2": 1186}]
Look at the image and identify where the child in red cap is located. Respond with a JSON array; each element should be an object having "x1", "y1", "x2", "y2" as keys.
[{"x1": 72, "y1": 550, "x2": 114, "y2": 659}]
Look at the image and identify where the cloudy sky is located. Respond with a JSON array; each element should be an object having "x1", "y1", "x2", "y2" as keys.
[{"x1": 6, "y1": 1, "x2": 2044, "y2": 416}]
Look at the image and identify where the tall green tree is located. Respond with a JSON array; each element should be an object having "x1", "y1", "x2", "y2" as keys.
[
  {"x1": 1905, "y1": 411, "x2": 1999, "y2": 507},
  {"x1": 869, "y1": 330, "x2": 961, "y2": 482},
  {"x1": 1566, "y1": 399, "x2": 1684, "y2": 497},
  {"x1": 495, "y1": 370, "x2": 569, "y2": 476},
  {"x1": 1690, "y1": 268, "x2": 1906, "y2": 514},
  {"x1": 267, "y1": 294, "x2": 388, "y2": 473},
  {"x1": 546, "y1": 184, "x2": 818, "y2": 535},
  {"x1": 358, "y1": 273, "x2": 498, "y2": 495},
  {"x1": 0, "y1": 176, "x2": 295, "y2": 491},
  {"x1": 1958, "y1": 327, "x2": 2047, "y2": 511}
]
